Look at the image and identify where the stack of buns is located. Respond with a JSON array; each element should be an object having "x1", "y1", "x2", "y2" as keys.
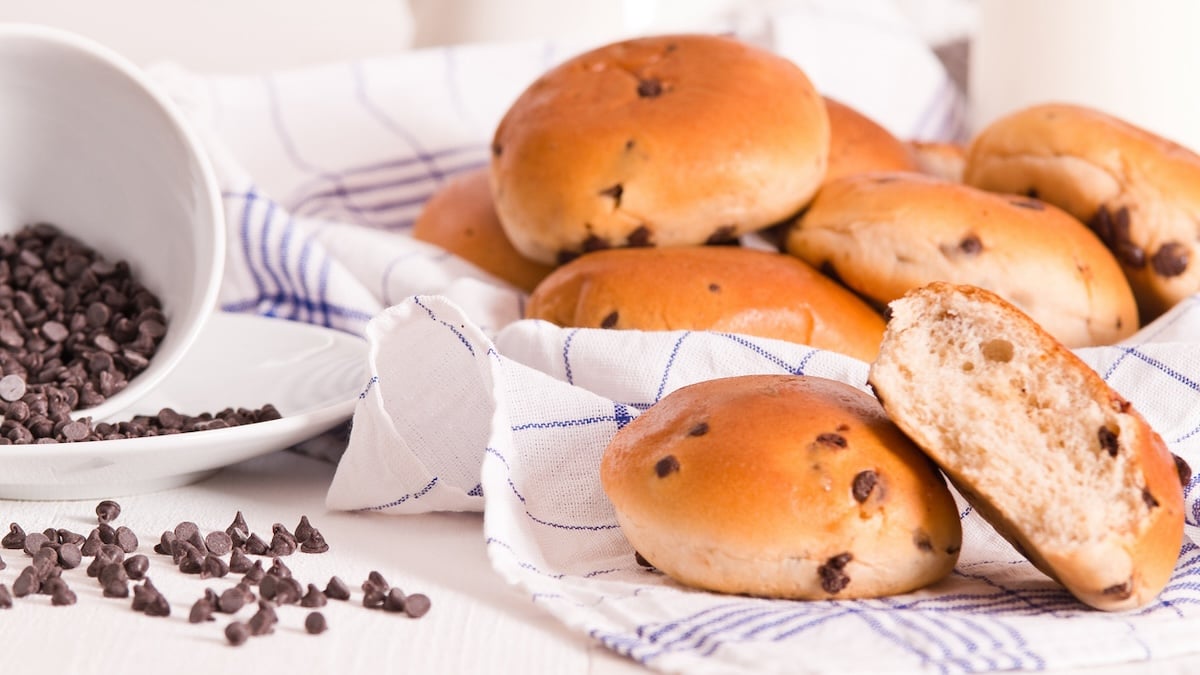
[{"x1": 410, "y1": 33, "x2": 1193, "y2": 609}]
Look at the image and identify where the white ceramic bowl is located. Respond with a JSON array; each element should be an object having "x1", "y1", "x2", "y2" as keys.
[{"x1": 0, "y1": 24, "x2": 224, "y2": 423}]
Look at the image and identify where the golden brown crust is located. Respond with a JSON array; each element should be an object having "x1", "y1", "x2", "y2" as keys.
[
  {"x1": 411, "y1": 168, "x2": 554, "y2": 293},
  {"x1": 490, "y1": 34, "x2": 829, "y2": 265},
  {"x1": 785, "y1": 172, "x2": 1139, "y2": 348},
  {"x1": 524, "y1": 246, "x2": 886, "y2": 361},
  {"x1": 868, "y1": 282, "x2": 1185, "y2": 610},
  {"x1": 600, "y1": 374, "x2": 962, "y2": 600},
  {"x1": 823, "y1": 97, "x2": 917, "y2": 184},
  {"x1": 963, "y1": 102, "x2": 1200, "y2": 321}
]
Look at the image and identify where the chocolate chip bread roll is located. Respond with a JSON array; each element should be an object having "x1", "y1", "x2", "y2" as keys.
[
  {"x1": 785, "y1": 172, "x2": 1138, "y2": 348},
  {"x1": 601, "y1": 374, "x2": 962, "y2": 600},
  {"x1": 490, "y1": 34, "x2": 829, "y2": 265},
  {"x1": 869, "y1": 282, "x2": 1185, "y2": 611},
  {"x1": 964, "y1": 103, "x2": 1200, "y2": 321},
  {"x1": 524, "y1": 246, "x2": 886, "y2": 361},
  {"x1": 412, "y1": 167, "x2": 554, "y2": 293}
]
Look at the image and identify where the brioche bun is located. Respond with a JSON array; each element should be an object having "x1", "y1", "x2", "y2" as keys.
[
  {"x1": 490, "y1": 34, "x2": 829, "y2": 265},
  {"x1": 785, "y1": 172, "x2": 1138, "y2": 347},
  {"x1": 601, "y1": 374, "x2": 962, "y2": 600},
  {"x1": 524, "y1": 245, "x2": 886, "y2": 361}
]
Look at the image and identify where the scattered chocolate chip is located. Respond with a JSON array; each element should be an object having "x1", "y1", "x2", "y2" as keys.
[
  {"x1": 851, "y1": 470, "x2": 878, "y2": 503},
  {"x1": 242, "y1": 560, "x2": 266, "y2": 586},
  {"x1": 22, "y1": 531, "x2": 49, "y2": 557},
  {"x1": 95, "y1": 500, "x2": 121, "y2": 523},
  {"x1": 200, "y1": 555, "x2": 229, "y2": 579},
  {"x1": 654, "y1": 455, "x2": 680, "y2": 478},
  {"x1": 0, "y1": 584, "x2": 11, "y2": 608},
  {"x1": 0, "y1": 553, "x2": 5, "y2": 571},
  {"x1": 404, "y1": 593, "x2": 432, "y2": 619},
  {"x1": 383, "y1": 587, "x2": 407, "y2": 612},
  {"x1": 305, "y1": 611, "x2": 328, "y2": 634},
  {"x1": 51, "y1": 586, "x2": 77, "y2": 606},
  {"x1": 324, "y1": 576, "x2": 351, "y2": 601},
  {"x1": 293, "y1": 516, "x2": 314, "y2": 544},
  {"x1": 218, "y1": 587, "x2": 247, "y2": 614},
  {"x1": 273, "y1": 577, "x2": 304, "y2": 605},
  {"x1": 204, "y1": 531, "x2": 233, "y2": 556},
  {"x1": 228, "y1": 548, "x2": 253, "y2": 574},
  {"x1": 0, "y1": 374, "x2": 26, "y2": 401},
  {"x1": 247, "y1": 601, "x2": 278, "y2": 636},
  {"x1": 817, "y1": 552, "x2": 853, "y2": 594},
  {"x1": 114, "y1": 526, "x2": 138, "y2": 553},
  {"x1": 224, "y1": 621, "x2": 250, "y2": 646},
  {"x1": 301, "y1": 584, "x2": 328, "y2": 608},
  {"x1": 56, "y1": 529, "x2": 85, "y2": 546},
  {"x1": 189, "y1": 598, "x2": 215, "y2": 623},
  {"x1": 362, "y1": 589, "x2": 387, "y2": 609},
  {"x1": 1098, "y1": 426, "x2": 1119, "y2": 457},
  {"x1": 243, "y1": 533, "x2": 269, "y2": 556},
  {"x1": 687, "y1": 422, "x2": 709, "y2": 437},
  {"x1": 13, "y1": 566, "x2": 39, "y2": 597},
  {"x1": 299, "y1": 530, "x2": 329, "y2": 554},
  {"x1": 123, "y1": 554, "x2": 149, "y2": 580},
  {"x1": 152, "y1": 530, "x2": 174, "y2": 556},
  {"x1": 57, "y1": 543, "x2": 82, "y2": 569},
  {"x1": 367, "y1": 570, "x2": 389, "y2": 591},
  {"x1": 267, "y1": 558, "x2": 292, "y2": 579},
  {"x1": 2, "y1": 523, "x2": 25, "y2": 549},
  {"x1": 1152, "y1": 242, "x2": 1189, "y2": 277},
  {"x1": 600, "y1": 311, "x2": 619, "y2": 329}
]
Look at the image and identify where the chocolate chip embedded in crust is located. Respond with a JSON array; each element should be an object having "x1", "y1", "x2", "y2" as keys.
[
  {"x1": 1098, "y1": 426, "x2": 1119, "y2": 457},
  {"x1": 687, "y1": 422, "x2": 708, "y2": 437},
  {"x1": 1009, "y1": 197, "x2": 1044, "y2": 210},
  {"x1": 626, "y1": 225, "x2": 652, "y2": 248},
  {"x1": 581, "y1": 234, "x2": 611, "y2": 253},
  {"x1": 491, "y1": 141, "x2": 502, "y2": 157},
  {"x1": 851, "y1": 470, "x2": 877, "y2": 503},
  {"x1": 705, "y1": 225, "x2": 738, "y2": 246},
  {"x1": 598, "y1": 183, "x2": 624, "y2": 208},
  {"x1": 1143, "y1": 489, "x2": 1159, "y2": 510},
  {"x1": 634, "y1": 551, "x2": 655, "y2": 568},
  {"x1": 1174, "y1": 454, "x2": 1192, "y2": 487},
  {"x1": 1089, "y1": 205, "x2": 1146, "y2": 269},
  {"x1": 1151, "y1": 241, "x2": 1190, "y2": 277},
  {"x1": 958, "y1": 234, "x2": 983, "y2": 255},
  {"x1": 636, "y1": 78, "x2": 663, "y2": 98},
  {"x1": 707, "y1": 283, "x2": 720, "y2": 293},
  {"x1": 600, "y1": 311, "x2": 619, "y2": 329},
  {"x1": 1102, "y1": 581, "x2": 1133, "y2": 599},
  {"x1": 556, "y1": 250, "x2": 580, "y2": 265},
  {"x1": 654, "y1": 455, "x2": 680, "y2": 478},
  {"x1": 913, "y1": 531, "x2": 934, "y2": 552},
  {"x1": 815, "y1": 433, "x2": 847, "y2": 449},
  {"x1": 817, "y1": 552, "x2": 852, "y2": 594}
]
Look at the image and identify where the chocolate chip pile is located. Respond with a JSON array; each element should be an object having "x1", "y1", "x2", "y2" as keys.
[
  {"x1": 0, "y1": 222, "x2": 284, "y2": 444},
  {"x1": 0, "y1": 500, "x2": 432, "y2": 645}
]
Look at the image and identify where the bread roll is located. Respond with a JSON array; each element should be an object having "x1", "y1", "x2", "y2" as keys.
[
  {"x1": 907, "y1": 140, "x2": 965, "y2": 182},
  {"x1": 824, "y1": 97, "x2": 917, "y2": 183},
  {"x1": 868, "y1": 282, "x2": 1185, "y2": 611},
  {"x1": 490, "y1": 34, "x2": 829, "y2": 265},
  {"x1": 524, "y1": 246, "x2": 886, "y2": 361},
  {"x1": 785, "y1": 172, "x2": 1138, "y2": 347},
  {"x1": 601, "y1": 374, "x2": 962, "y2": 600},
  {"x1": 964, "y1": 103, "x2": 1200, "y2": 321},
  {"x1": 411, "y1": 168, "x2": 554, "y2": 292}
]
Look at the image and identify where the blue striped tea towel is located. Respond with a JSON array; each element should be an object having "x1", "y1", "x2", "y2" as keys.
[{"x1": 150, "y1": 2, "x2": 1200, "y2": 672}]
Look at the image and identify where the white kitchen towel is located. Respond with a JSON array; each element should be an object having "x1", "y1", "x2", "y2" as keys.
[{"x1": 145, "y1": 2, "x2": 1200, "y2": 673}]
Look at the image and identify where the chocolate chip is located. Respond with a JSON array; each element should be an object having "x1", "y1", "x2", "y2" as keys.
[
  {"x1": 305, "y1": 611, "x2": 328, "y2": 634},
  {"x1": 704, "y1": 225, "x2": 738, "y2": 246},
  {"x1": 189, "y1": 598, "x2": 215, "y2": 623},
  {"x1": 367, "y1": 570, "x2": 389, "y2": 591},
  {"x1": 243, "y1": 533, "x2": 269, "y2": 555},
  {"x1": 224, "y1": 621, "x2": 250, "y2": 646},
  {"x1": 1152, "y1": 242, "x2": 1189, "y2": 277},
  {"x1": 404, "y1": 593, "x2": 432, "y2": 618},
  {"x1": 851, "y1": 470, "x2": 878, "y2": 502},
  {"x1": 598, "y1": 183, "x2": 623, "y2": 207},
  {"x1": 241, "y1": 560, "x2": 266, "y2": 586},
  {"x1": 634, "y1": 551, "x2": 654, "y2": 568},
  {"x1": 293, "y1": 516, "x2": 314, "y2": 544},
  {"x1": 1102, "y1": 581, "x2": 1133, "y2": 599},
  {"x1": 228, "y1": 548, "x2": 253, "y2": 574},
  {"x1": 1009, "y1": 198, "x2": 1044, "y2": 210},
  {"x1": 114, "y1": 526, "x2": 138, "y2": 553},
  {"x1": 687, "y1": 422, "x2": 708, "y2": 437},
  {"x1": 362, "y1": 589, "x2": 387, "y2": 609},
  {"x1": 1098, "y1": 426, "x2": 1119, "y2": 457},
  {"x1": 958, "y1": 234, "x2": 983, "y2": 255},
  {"x1": 707, "y1": 283, "x2": 720, "y2": 293},
  {"x1": 0, "y1": 553, "x2": 5, "y2": 571},
  {"x1": 913, "y1": 531, "x2": 934, "y2": 552},
  {"x1": 600, "y1": 311, "x2": 619, "y2": 329},
  {"x1": 200, "y1": 555, "x2": 229, "y2": 579},
  {"x1": 815, "y1": 433, "x2": 847, "y2": 449},
  {"x1": 636, "y1": 78, "x2": 663, "y2": 98},
  {"x1": 325, "y1": 576, "x2": 351, "y2": 601},
  {"x1": 2, "y1": 523, "x2": 25, "y2": 549},
  {"x1": 0, "y1": 374, "x2": 25, "y2": 401},
  {"x1": 654, "y1": 455, "x2": 680, "y2": 478},
  {"x1": 818, "y1": 552, "x2": 853, "y2": 594},
  {"x1": 383, "y1": 587, "x2": 407, "y2": 612},
  {"x1": 490, "y1": 141, "x2": 502, "y2": 158},
  {"x1": 248, "y1": 601, "x2": 278, "y2": 635},
  {"x1": 92, "y1": 499, "x2": 121, "y2": 523},
  {"x1": 22, "y1": 531, "x2": 49, "y2": 556},
  {"x1": 556, "y1": 250, "x2": 580, "y2": 266},
  {"x1": 218, "y1": 587, "x2": 247, "y2": 614},
  {"x1": 1174, "y1": 454, "x2": 1192, "y2": 487},
  {"x1": 301, "y1": 584, "x2": 328, "y2": 608},
  {"x1": 1143, "y1": 489, "x2": 1159, "y2": 510},
  {"x1": 204, "y1": 531, "x2": 233, "y2": 556},
  {"x1": 0, "y1": 584, "x2": 11, "y2": 609},
  {"x1": 13, "y1": 566, "x2": 39, "y2": 597},
  {"x1": 626, "y1": 225, "x2": 652, "y2": 247},
  {"x1": 299, "y1": 529, "x2": 330, "y2": 554},
  {"x1": 581, "y1": 233, "x2": 610, "y2": 253},
  {"x1": 123, "y1": 554, "x2": 149, "y2": 580},
  {"x1": 57, "y1": 543, "x2": 82, "y2": 569},
  {"x1": 51, "y1": 586, "x2": 77, "y2": 606}
]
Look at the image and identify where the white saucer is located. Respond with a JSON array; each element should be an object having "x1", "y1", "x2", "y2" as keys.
[{"x1": 0, "y1": 312, "x2": 369, "y2": 500}]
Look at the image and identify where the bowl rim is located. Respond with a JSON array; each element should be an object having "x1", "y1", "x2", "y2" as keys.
[{"x1": 0, "y1": 22, "x2": 227, "y2": 423}]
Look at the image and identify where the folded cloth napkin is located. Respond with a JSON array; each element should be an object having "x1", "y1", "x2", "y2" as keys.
[{"x1": 150, "y1": 2, "x2": 1200, "y2": 672}]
